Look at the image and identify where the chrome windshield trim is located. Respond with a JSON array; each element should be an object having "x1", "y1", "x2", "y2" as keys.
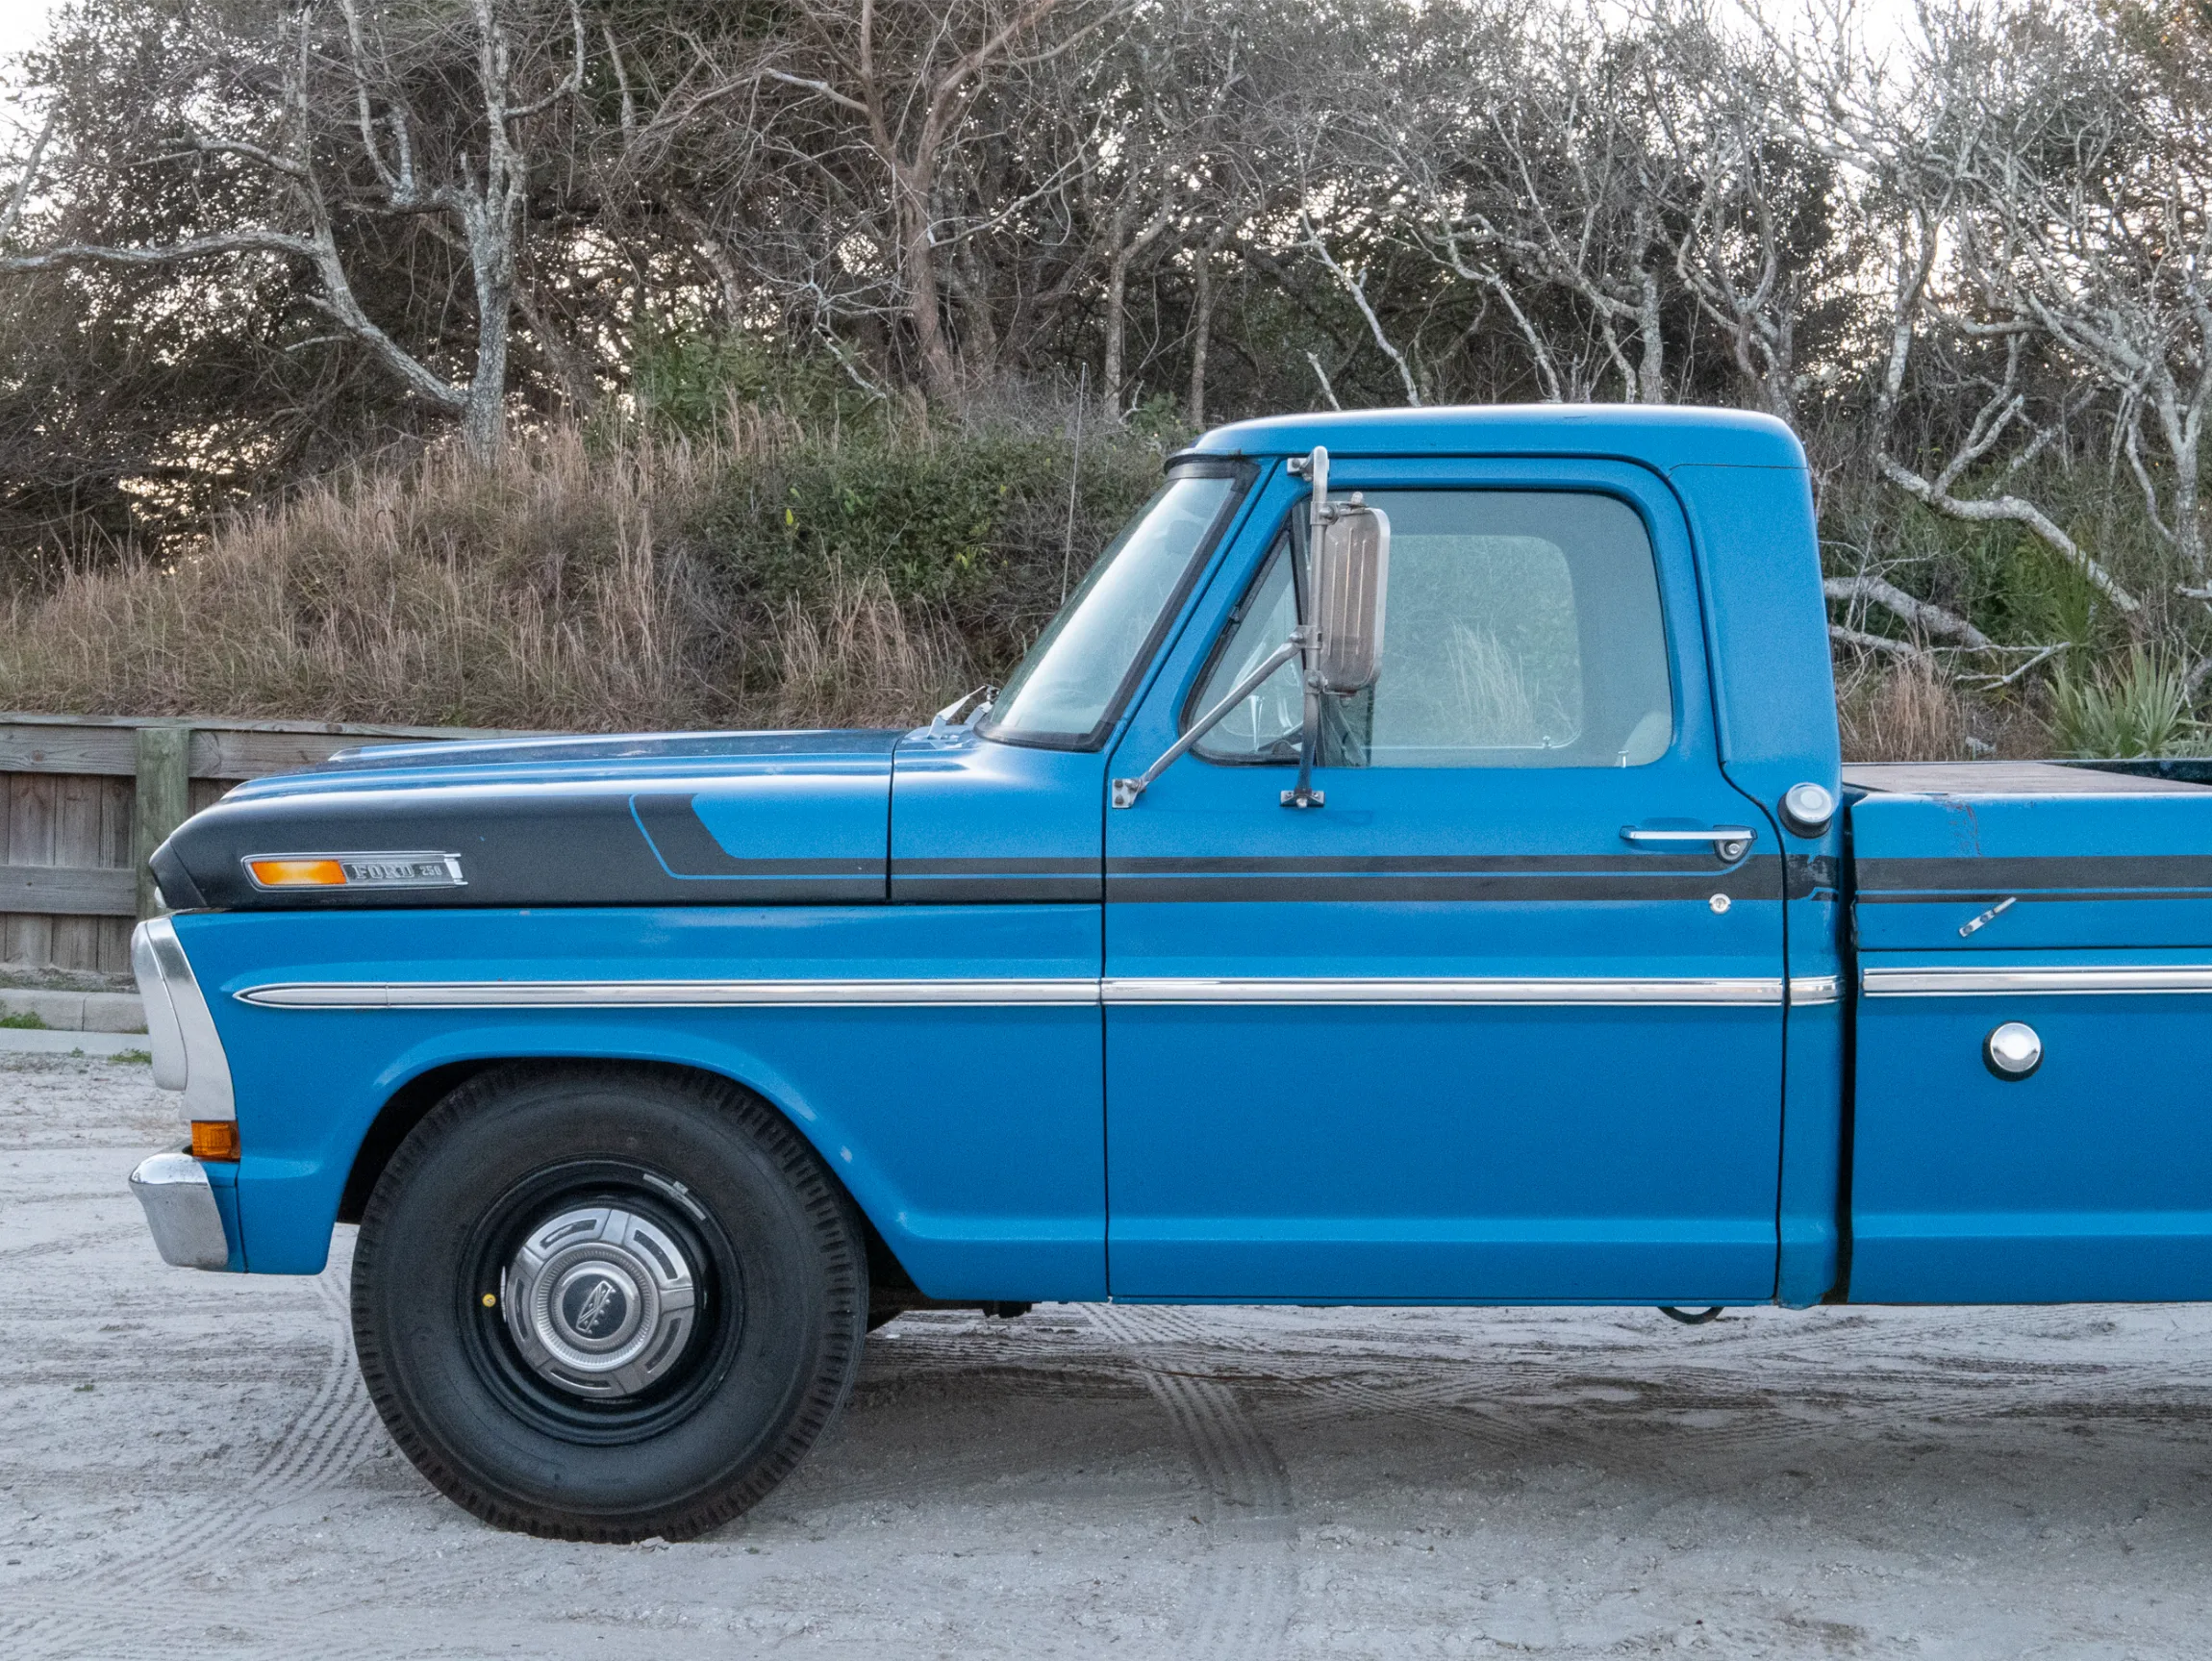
[
  {"x1": 237, "y1": 978, "x2": 1100, "y2": 1010},
  {"x1": 1100, "y1": 976, "x2": 1785, "y2": 1006},
  {"x1": 1788, "y1": 975, "x2": 1842, "y2": 1006},
  {"x1": 131, "y1": 919, "x2": 236, "y2": 1120},
  {"x1": 1862, "y1": 965, "x2": 2212, "y2": 997}
]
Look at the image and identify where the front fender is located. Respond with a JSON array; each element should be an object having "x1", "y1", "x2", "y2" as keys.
[{"x1": 176, "y1": 907, "x2": 1106, "y2": 1299}]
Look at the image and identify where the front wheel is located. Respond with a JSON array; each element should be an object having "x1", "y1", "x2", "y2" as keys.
[{"x1": 352, "y1": 1063, "x2": 867, "y2": 1542}]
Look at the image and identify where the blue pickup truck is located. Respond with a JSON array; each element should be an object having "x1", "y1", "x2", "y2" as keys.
[{"x1": 124, "y1": 405, "x2": 2212, "y2": 1542}]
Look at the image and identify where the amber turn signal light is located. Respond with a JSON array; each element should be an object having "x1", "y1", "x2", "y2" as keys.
[
  {"x1": 190, "y1": 1120, "x2": 240, "y2": 1162},
  {"x1": 245, "y1": 858, "x2": 348, "y2": 888}
]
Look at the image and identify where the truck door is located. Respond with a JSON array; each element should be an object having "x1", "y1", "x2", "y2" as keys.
[{"x1": 1102, "y1": 459, "x2": 1786, "y2": 1302}]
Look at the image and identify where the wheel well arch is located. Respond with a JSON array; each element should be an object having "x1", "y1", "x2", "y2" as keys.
[
  {"x1": 337, "y1": 1058, "x2": 498, "y2": 1225},
  {"x1": 335, "y1": 1056, "x2": 920, "y2": 1296}
]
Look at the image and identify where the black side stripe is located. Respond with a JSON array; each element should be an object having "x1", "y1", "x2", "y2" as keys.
[
  {"x1": 1106, "y1": 852, "x2": 1745, "y2": 875},
  {"x1": 1107, "y1": 851, "x2": 1782, "y2": 903},
  {"x1": 1859, "y1": 889, "x2": 2212, "y2": 905},
  {"x1": 1857, "y1": 854, "x2": 2212, "y2": 895},
  {"x1": 1109, "y1": 870, "x2": 1784, "y2": 904},
  {"x1": 890, "y1": 855, "x2": 1100, "y2": 904},
  {"x1": 888, "y1": 853, "x2": 1790, "y2": 904},
  {"x1": 896, "y1": 857, "x2": 1096, "y2": 876},
  {"x1": 893, "y1": 878, "x2": 1100, "y2": 902}
]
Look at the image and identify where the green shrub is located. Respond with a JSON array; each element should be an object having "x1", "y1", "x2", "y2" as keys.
[
  {"x1": 2050, "y1": 649, "x2": 2203, "y2": 758},
  {"x1": 691, "y1": 420, "x2": 1162, "y2": 684},
  {"x1": 631, "y1": 332, "x2": 880, "y2": 436}
]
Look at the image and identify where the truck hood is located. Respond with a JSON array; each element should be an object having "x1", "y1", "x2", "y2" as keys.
[{"x1": 151, "y1": 729, "x2": 903, "y2": 911}]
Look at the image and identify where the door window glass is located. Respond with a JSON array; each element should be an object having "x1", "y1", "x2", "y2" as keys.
[{"x1": 1193, "y1": 490, "x2": 1673, "y2": 768}]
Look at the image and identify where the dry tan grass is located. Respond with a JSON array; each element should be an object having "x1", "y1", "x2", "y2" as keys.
[
  {"x1": 1839, "y1": 654, "x2": 1971, "y2": 762},
  {"x1": 0, "y1": 420, "x2": 972, "y2": 732},
  {"x1": 1837, "y1": 651, "x2": 2054, "y2": 761},
  {"x1": 767, "y1": 563, "x2": 970, "y2": 728}
]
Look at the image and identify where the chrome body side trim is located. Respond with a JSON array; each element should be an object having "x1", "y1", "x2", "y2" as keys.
[
  {"x1": 1862, "y1": 965, "x2": 2212, "y2": 997},
  {"x1": 131, "y1": 919, "x2": 236, "y2": 1120},
  {"x1": 1102, "y1": 976, "x2": 1784, "y2": 1006},
  {"x1": 241, "y1": 974, "x2": 1790, "y2": 1010},
  {"x1": 238, "y1": 978, "x2": 1101, "y2": 1010},
  {"x1": 1788, "y1": 975, "x2": 1842, "y2": 1005},
  {"x1": 128, "y1": 1151, "x2": 234, "y2": 1271}
]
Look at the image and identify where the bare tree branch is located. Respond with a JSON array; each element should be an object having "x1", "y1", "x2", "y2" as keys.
[
  {"x1": 1823, "y1": 574, "x2": 1993, "y2": 648},
  {"x1": 0, "y1": 110, "x2": 58, "y2": 246},
  {"x1": 1880, "y1": 455, "x2": 2139, "y2": 613}
]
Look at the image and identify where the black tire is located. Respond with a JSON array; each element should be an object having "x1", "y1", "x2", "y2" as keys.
[{"x1": 352, "y1": 1062, "x2": 867, "y2": 1542}]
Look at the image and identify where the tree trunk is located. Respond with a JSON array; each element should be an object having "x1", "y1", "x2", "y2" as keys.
[
  {"x1": 897, "y1": 167, "x2": 958, "y2": 400},
  {"x1": 1635, "y1": 266, "x2": 1665, "y2": 404},
  {"x1": 1767, "y1": 327, "x2": 1796, "y2": 423},
  {"x1": 1102, "y1": 248, "x2": 1131, "y2": 413},
  {"x1": 461, "y1": 218, "x2": 515, "y2": 461},
  {"x1": 461, "y1": 321, "x2": 510, "y2": 461},
  {"x1": 1187, "y1": 251, "x2": 1214, "y2": 428},
  {"x1": 2153, "y1": 381, "x2": 2206, "y2": 575},
  {"x1": 2176, "y1": 449, "x2": 2204, "y2": 575}
]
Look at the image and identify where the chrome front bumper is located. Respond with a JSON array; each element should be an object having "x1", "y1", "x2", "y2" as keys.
[
  {"x1": 129, "y1": 1151, "x2": 234, "y2": 1270},
  {"x1": 129, "y1": 918, "x2": 240, "y2": 1271}
]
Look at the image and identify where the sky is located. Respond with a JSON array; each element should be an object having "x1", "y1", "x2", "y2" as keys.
[
  {"x1": 0, "y1": 0, "x2": 1931, "y2": 116},
  {"x1": 0, "y1": 0, "x2": 60, "y2": 74},
  {"x1": 0, "y1": 0, "x2": 1930, "y2": 73},
  {"x1": 1, "y1": 0, "x2": 61, "y2": 137}
]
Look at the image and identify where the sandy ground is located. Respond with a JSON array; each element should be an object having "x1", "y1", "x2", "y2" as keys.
[{"x1": 5, "y1": 1052, "x2": 2212, "y2": 1658}]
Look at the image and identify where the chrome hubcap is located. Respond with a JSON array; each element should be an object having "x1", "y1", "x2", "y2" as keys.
[{"x1": 503, "y1": 1205, "x2": 698, "y2": 1399}]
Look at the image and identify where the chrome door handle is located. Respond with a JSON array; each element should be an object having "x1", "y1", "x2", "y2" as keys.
[{"x1": 1621, "y1": 826, "x2": 1757, "y2": 862}]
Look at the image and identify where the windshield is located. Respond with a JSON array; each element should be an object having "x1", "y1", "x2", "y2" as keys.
[{"x1": 981, "y1": 467, "x2": 1244, "y2": 747}]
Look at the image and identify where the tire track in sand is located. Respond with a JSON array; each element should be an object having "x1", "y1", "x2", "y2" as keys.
[
  {"x1": 1089, "y1": 1304, "x2": 1295, "y2": 1660},
  {"x1": 5, "y1": 1240, "x2": 388, "y2": 1661}
]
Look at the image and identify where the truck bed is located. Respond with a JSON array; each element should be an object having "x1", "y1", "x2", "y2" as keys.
[{"x1": 1842, "y1": 755, "x2": 2212, "y2": 1303}]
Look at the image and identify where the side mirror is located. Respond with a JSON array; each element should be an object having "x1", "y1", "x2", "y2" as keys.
[
  {"x1": 1110, "y1": 445, "x2": 1388, "y2": 811},
  {"x1": 1311, "y1": 498, "x2": 1390, "y2": 694}
]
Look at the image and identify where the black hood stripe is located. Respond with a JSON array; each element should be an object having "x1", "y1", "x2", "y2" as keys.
[{"x1": 632, "y1": 793, "x2": 881, "y2": 880}]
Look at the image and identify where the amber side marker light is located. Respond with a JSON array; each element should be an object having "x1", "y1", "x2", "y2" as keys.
[
  {"x1": 190, "y1": 1120, "x2": 240, "y2": 1162},
  {"x1": 246, "y1": 858, "x2": 348, "y2": 888}
]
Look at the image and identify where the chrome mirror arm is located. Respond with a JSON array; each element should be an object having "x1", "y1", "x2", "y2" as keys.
[
  {"x1": 1283, "y1": 444, "x2": 1332, "y2": 810},
  {"x1": 1283, "y1": 675, "x2": 1324, "y2": 810},
  {"x1": 1111, "y1": 635, "x2": 1305, "y2": 808}
]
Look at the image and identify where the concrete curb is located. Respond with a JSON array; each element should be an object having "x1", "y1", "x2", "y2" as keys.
[
  {"x1": 0, "y1": 1028, "x2": 151, "y2": 1058},
  {"x1": 0, "y1": 989, "x2": 146, "y2": 1034}
]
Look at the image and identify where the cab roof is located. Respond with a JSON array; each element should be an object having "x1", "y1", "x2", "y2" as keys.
[{"x1": 1184, "y1": 404, "x2": 1804, "y2": 472}]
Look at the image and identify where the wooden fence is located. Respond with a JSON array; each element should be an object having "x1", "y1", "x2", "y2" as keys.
[{"x1": 0, "y1": 715, "x2": 527, "y2": 976}]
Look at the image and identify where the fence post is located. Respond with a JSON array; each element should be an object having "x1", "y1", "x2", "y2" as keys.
[{"x1": 133, "y1": 724, "x2": 192, "y2": 920}]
